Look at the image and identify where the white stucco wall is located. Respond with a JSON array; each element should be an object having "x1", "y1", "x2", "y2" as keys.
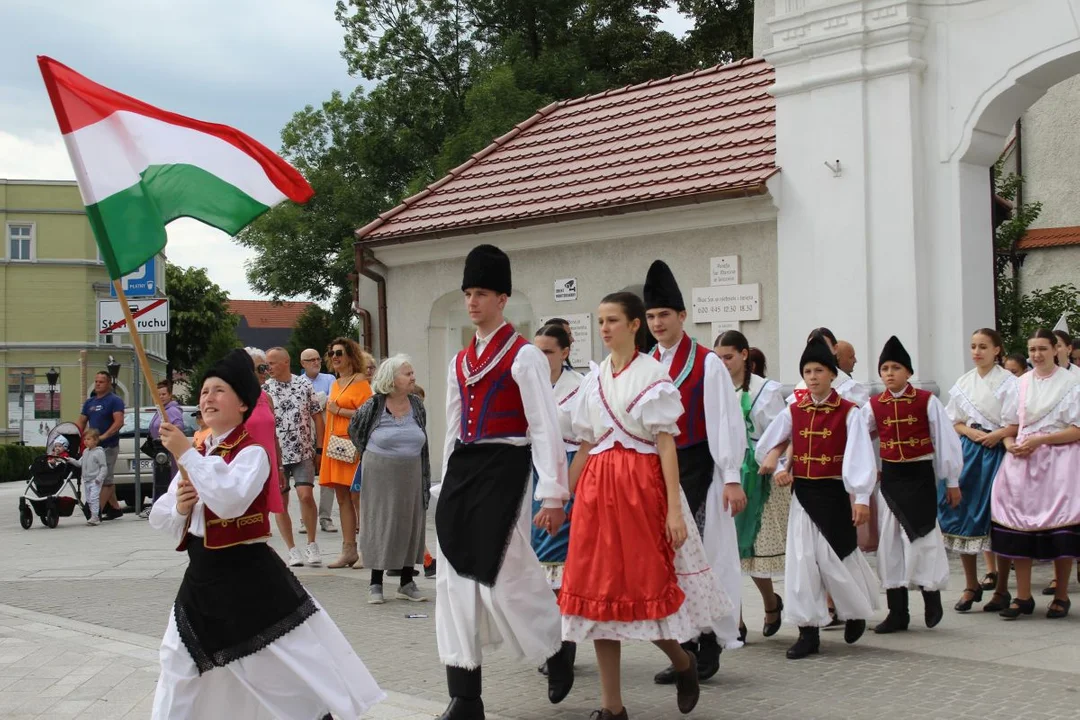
[
  {"x1": 368, "y1": 209, "x2": 778, "y2": 472},
  {"x1": 1019, "y1": 246, "x2": 1080, "y2": 294},
  {"x1": 1022, "y1": 74, "x2": 1080, "y2": 231}
]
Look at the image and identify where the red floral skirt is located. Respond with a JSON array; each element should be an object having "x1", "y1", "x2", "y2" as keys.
[{"x1": 559, "y1": 446, "x2": 685, "y2": 622}]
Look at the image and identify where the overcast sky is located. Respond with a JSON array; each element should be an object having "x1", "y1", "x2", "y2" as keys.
[{"x1": 1, "y1": 1, "x2": 692, "y2": 299}]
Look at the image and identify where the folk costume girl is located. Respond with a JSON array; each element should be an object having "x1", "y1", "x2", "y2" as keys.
[
  {"x1": 756, "y1": 338, "x2": 879, "y2": 660},
  {"x1": 865, "y1": 337, "x2": 964, "y2": 635},
  {"x1": 560, "y1": 291, "x2": 731, "y2": 720},
  {"x1": 990, "y1": 329, "x2": 1080, "y2": 620},
  {"x1": 642, "y1": 260, "x2": 746, "y2": 687},
  {"x1": 941, "y1": 329, "x2": 1018, "y2": 612},
  {"x1": 150, "y1": 349, "x2": 384, "y2": 720},
  {"x1": 531, "y1": 324, "x2": 584, "y2": 592},
  {"x1": 434, "y1": 245, "x2": 575, "y2": 720},
  {"x1": 714, "y1": 331, "x2": 788, "y2": 640}
]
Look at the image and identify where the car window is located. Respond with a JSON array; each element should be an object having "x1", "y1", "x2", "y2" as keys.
[{"x1": 118, "y1": 407, "x2": 197, "y2": 438}]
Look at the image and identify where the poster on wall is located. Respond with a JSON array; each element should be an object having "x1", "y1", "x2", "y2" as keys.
[
  {"x1": 540, "y1": 313, "x2": 593, "y2": 368},
  {"x1": 6, "y1": 383, "x2": 62, "y2": 446}
]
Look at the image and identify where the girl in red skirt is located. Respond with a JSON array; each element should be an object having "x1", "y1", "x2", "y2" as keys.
[{"x1": 559, "y1": 292, "x2": 731, "y2": 720}]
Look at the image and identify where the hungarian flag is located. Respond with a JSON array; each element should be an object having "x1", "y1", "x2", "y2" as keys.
[{"x1": 38, "y1": 56, "x2": 313, "y2": 280}]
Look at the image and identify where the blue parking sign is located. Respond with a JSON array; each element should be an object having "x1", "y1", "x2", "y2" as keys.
[{"x1": 109, "y1": 256, "x2": 158, "y2": 297}]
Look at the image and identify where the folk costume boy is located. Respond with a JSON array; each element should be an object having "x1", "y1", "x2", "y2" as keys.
[
  {"x1": 756, "y1": 338, "x2": 880, "y2": 659},
  {"x1": 866, "y1": 336, "x2": 964, "y2": 634},
  {"x1": 643, "y1": 260, "x2": 748, "y2": 684},
  {"x1": 150, "y1": 349, "x2": 384, "y2": 719},
  {"x1": 434, "y1": 245, "x2": 575, "y2": 720}
]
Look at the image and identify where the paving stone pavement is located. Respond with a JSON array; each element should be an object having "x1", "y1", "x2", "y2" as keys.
[{"x1": 3, "y1": 481, "x2": 1080, "y2": 719}]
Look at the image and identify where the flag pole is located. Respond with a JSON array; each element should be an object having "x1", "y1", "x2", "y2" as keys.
[{"x1": 113, "y1": 280, "x2": 194, "y2": 491}]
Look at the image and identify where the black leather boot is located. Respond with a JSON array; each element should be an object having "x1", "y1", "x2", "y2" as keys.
[
  {"x1": 654, "y1": 640, "x2": 697, "y2": 685},
  {"x1": 695, "y1": 632, "x2": 721, "y2": 681},
  {"x1": 923, "y1": 589, "x2": 944, "y2": 628},
  {"x1": 785, "y1": 626, "x2": 820, "y2": 659},
  {"x1": 843, "y1": 619, "x2": 866, "y2": 644},
  {"x1": 874, "y1": 588, "x2": 910, "y2": 634},
  {"x1": 439, "y1": 666, "x2": 484, "y2": 720},
  {"x1": 546, "y1": 641, "x2": 576, "y2": 704}
]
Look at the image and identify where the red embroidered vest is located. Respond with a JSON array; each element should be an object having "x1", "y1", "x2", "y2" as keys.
[
  {"x1": 652, "y1": 333, "x2": 708, "y2": 449},
  {"x1": 791, "y1": 390, "x2": 856, "y2": 479},
  {"x1": 870, "y1": 386, "x2": 934, "y2": 462},
  {"x1": 455, "y1": 324, "x2": 530, "y2": 443},
  {"x1": 176, "y1": 425, "x2": 272, "y2": 551}
]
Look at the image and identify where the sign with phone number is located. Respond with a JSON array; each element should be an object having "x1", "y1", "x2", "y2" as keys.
[{"x1": 691, "y1": 283, "x2": 761, "y2": 324}]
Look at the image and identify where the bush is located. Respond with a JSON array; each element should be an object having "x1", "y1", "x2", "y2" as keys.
[{"x1": 0, "y1": 445, "x2": 46, "y2": 483}]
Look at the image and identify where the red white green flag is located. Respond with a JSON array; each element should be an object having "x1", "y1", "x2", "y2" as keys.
[{"x1": 37, "y1": 56, "x2": 314, "y2": 280}]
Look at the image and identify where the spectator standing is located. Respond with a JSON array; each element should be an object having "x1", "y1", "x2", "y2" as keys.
[
  {"x1": 76, "y1": 371, "x2": 125, "y2": 519},
  {"x1": 835, "y1": 340, "x2": 858, "y2": 375},
  {"x1": 192, "y1": 410, "x2": 211, "y2": 450},
  {"x1": 348, "y1": 351, "x2": 380, "y2": 532},
  {"x1": 301, "y1": 347, "x2": 339, "y2": 533},
  {"x1": 322, "y1": 338, "x2": 373, "y2": 568},
  {"x1": 138, "y1": 380, "x2": 184, "y2": 519},
  {"x1": 349, "y1": 355, "x2": 430, "y2": 604},
  {"x1": 244, "y1": 348, "x2": 289, "y2": 559},
  {"x1": 265, "y1": 347, "x2": 325, "y2": 567}
]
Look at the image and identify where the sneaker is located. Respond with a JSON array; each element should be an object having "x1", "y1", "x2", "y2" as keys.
[
  {"x1": 368, "y1": 584, "x2": 385, "y2": 604},
  {"x1": 287, "y1": 547, "x2": 304, "y2": 567},
  {"x1": 86, "y1": 518, "x2": 100, "y2": 526},
  {"x1": 396, "y1": 582, "x2": 428, "y2": 602},
  {"x1": 136, "y1": 507, "x2": 152, "y2": 519},
  {"x1": 424, "y1": 558, "x2": 437, "y2": 578},
  {"x1": 320, "y1": 518, "x2": 339, "y2": 533},
  {"x1": 305, "y1": 542, "x2": 322, "y2": 567}
]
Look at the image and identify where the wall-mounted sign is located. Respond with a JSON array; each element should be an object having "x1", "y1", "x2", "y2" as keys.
[
  {"x1": 554, "y1": 278, "x2": 577, "y2": 302},
  {"x1": 692, "y1": 283, "x2": 761, "y2": 324},
  {"x1": 710, "y1": 255, "x2": 739, "y2": 287},
  {"x1": 540, "y1": 313, "x2": 592, "y2": 368},
  {"x1": 710, "y1": 320, "x2": 740, "y2": 343}
]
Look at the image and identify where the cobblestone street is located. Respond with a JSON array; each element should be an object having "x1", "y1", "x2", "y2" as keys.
[{"x1": 2, "y1": 481, "x2": 1079, "y2": 719}]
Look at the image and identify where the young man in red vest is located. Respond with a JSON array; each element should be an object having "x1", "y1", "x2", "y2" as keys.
[
  {"x1": 434, "y1": 245, "x2": 575, "y2": 720},
  {"x1": 866, "y1": 336, "x2": 963, "y2": 634},
  {"x1": 643, "y1": 260, "x2": 748, "y2": 684},
  {"x1": 756, "y1": 338, "x2": 880, "y2": 659}
]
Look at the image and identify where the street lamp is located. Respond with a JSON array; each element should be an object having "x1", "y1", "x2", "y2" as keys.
[
  {"x1": 46, "y1": 367, "x2": 59, "y2": 418},
  {"x1": 106, "y1": 356, "x2": 121, "y2": 383}
]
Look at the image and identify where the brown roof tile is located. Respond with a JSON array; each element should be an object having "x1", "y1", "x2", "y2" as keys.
[
  {"x1": 227, "y1": 300, "x2": 314, "y2": 329},
  {"x1": 1018, "y1": 226, "x2": 1080, "y2": 250},
  {"x1": 356, "y1": 59, "x2": 777, "y2": 244}
]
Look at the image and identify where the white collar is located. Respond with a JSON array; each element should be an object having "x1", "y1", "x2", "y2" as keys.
[
  {"x1": 888, "y1": 384, "x2": 911, "y2": 397},
  {"x1": 657, "y1": 333, "x2": 684, "y2": 356},
  {"x1": 206, "y1": 427, "x2": 238, "y2": 450}
]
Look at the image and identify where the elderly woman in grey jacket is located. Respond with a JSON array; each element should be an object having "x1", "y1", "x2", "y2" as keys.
[{"x1": 349, "y1": 354, "x2": 431, "y2": 604}]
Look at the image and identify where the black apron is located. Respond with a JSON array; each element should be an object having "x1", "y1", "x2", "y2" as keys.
[
  {"x1": 174, "y1": 536, "x2": 316, "y2": 675},
  {"x1": 677, "y1": 441, "x2": 714, "y2": 525},
  {"x1": 436, "y1": 442, "x2": 532, "y2": 587},
  {"x1": 879, "y1": 459, "x2": 938, "y2": 541},
  {"x1": 793, "y1": 478, "x2": 858, "y2": 559}
]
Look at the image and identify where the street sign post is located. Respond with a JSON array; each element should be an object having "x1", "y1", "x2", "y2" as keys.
[
  {"x1": 109, "y1": 256, "x2": 158, "y2": 297},
  {"x1": 98, "y1": 299, "x2": 170, "y2": 335}
]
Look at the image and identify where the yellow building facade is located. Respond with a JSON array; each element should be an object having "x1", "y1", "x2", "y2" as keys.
[{"x1": 1, "y1": 179, "x2": 167, "y2": 446}]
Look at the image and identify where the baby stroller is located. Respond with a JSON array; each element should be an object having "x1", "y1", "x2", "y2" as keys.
[{"x1": 18, "y1": 422, "x2": 91, "y2": 529}]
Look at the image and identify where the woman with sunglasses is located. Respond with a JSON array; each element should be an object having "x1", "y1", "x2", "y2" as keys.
[{"x1": 321, "y1": 338, "x2": 373, "y2": 569}]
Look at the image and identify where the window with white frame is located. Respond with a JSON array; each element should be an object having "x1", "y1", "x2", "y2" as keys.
[{"x1": 7, "y1": 223, "x2": 34, "y2": 261}]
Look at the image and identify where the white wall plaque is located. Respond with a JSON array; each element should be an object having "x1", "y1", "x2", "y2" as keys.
[
  {"x1": 540, "y1": 313, "x2": 593, "y2": 368},
  {"x1": 710, "y1": 255, "x2": 739, "y2": 286},
  {"x1": 554, "y1": 278, "x2": 577, "y2": 302},
  {"x1": 692, "y1": 283, "x2": 761, "y2": 324},
  {"x1": 710, "y1": 320, "x2": 740, "y2": 344}
]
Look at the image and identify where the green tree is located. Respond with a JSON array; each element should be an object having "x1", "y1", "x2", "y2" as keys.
[
  {"x1": 675, "y1": 0, "x2": 755, "y2": 66},
  {"x1": 165, "y1": 263, "x2": 239, "y2": 379},
  {"x1": 183, "y1": 327, "x2": 244, "y2": 405},
  {"x1": 286, "y1": 306, "x2": 352, "y2": 375}
]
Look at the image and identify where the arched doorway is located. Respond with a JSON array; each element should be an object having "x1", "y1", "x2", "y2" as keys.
[
  {"x1": 425, "y1": 290, "x2": 536, "y2": 473},
  {"x1": 764, "y1": 0, "x2": 1080, "y2": 388}
]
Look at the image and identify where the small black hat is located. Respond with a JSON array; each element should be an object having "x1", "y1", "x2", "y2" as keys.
[
  {"x1": 878, "y1": 335, "x2": 914, "y2": 375},
  {"x1": 461, "y1": 244, "x2": 512, "y2": 296},
  {"x1": 643, "y1": 260, "x2": 685, "y2": 312},
  {"x1": 800, "y1": 337, "x2": 838, "y2": 376},
  {"x1": 202, "y1": 349, "x2": 260, "y2": 421}
]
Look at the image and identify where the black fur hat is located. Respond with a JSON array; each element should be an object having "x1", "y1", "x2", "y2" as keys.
[
  {"x1": 800, "y1": 337, "x2": 838, "y2": 376},
  {"x1": 202, "y1": 349, "x2": 260, "y2": 421},
  {"x1": 878, "y1": 335, "x2": 914, "y2": 374},
  {"x1": 461, "y1": 244, "x2": 512, "y2": 296},
  {"x1": 643, "y1": 260, "x2": 685, "y2": 312}
]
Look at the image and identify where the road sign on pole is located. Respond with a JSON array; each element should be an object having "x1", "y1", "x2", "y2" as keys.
[
  {"x1": 98, "y1": 299, "x2": 170, "y2": 335},
  {"x1": 109, "y1": 256, "x2": 157, "y2": 297}
]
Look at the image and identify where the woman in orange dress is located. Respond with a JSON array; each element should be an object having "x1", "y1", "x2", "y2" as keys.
[{"x1": 321, "y1": 337, "x2": 372, "y2": 568}]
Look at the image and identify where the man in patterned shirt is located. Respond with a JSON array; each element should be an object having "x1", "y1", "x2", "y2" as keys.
[{"x1": 265, "y1": 347, "x2": 325, "y2": 566}]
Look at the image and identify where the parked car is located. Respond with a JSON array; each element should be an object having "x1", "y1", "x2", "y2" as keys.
[{"x1": 112, "y1": 405, "x2": 198, "y2": 508}]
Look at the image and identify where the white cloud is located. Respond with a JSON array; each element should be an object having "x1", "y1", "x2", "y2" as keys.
[{"x1": 164, "y1": 219, "x2": 258, "y2": 299}]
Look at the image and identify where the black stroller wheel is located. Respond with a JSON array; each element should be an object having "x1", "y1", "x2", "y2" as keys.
[
  {"x1": 19, "y1": 504, "x2": 33, "y2": 530},
  {"x1": 44, "y1": 502, "x2": 60, "y2": 529}
]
